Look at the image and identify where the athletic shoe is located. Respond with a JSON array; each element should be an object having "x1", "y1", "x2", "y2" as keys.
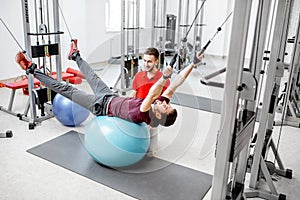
[
  {"x1": 15, "y1": 51, "x2": 32, "y2": 70},
  {"x1": 68, "y1": 39, "x2": 80, "y2": 60}
]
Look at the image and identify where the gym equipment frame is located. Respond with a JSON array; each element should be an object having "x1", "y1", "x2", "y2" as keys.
[
  {"x1": 114, "y1": 0, "x2": 140, "y2": 95},
  {"x1": 248, "y1": 1, "x2": 293, "y2": 199},
  {"x1": 211, "y1": 0, "x2": 292, "y2": 199},
  {"x1": 275, "y1": 7, "x2": 300, "y2": 128},
  {"x1": 211, "y1": 0, "x2": 256, "y2": 198},
  {"x1": 4, "y1": 0, "x2": 63, "y2": 129},
  {"x1": 151, "y1": 0, "x2": 167, "y2": 69}
]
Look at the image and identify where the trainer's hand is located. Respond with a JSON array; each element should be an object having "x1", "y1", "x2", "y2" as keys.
[
  {"x1": 193, "y1": 52, "x2": 204, "y2": 65},
  {"x1": 162, "y1": 65, "x2": 174, "y2": 79}
]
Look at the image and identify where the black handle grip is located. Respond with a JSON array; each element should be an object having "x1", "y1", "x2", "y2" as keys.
[
  {"x1": 199, "y1": 40, "x2": 211, "y2": 55},
  {"x1": 169, "y1": 53, "x2": 178, "y2": 67}
]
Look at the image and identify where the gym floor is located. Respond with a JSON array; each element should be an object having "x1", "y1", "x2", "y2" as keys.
[{"x1": 0, "y1": 55, "x2": 299, "y2": 200}]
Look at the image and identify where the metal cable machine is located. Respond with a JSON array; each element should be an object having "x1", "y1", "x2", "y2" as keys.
[
  {"x1": 175, "y1": 0, "x2": 191, "y2": 71},
  {"x1": 211, "y1": 0, "x2": 257, "y2": 198},
  {"x1": 115, "y1": 0, "x2": 140, "y2": 95},
  {"x1": 275, "y1": 2, "x2": 300, "y2": 128},
  {"x1": 20, "y1": 0, "x2": 63, "y2": 129},
  {"x1": 151, "y1": 0, "x2": 167, "y2": 69},
  {"x1": 165, "y1": 14, "x2": 176, "y2": 54},
  {"x1": 192, "y1": 0, "x2": 206, "y2": 65},
  {"x1": 211, "y1": 0, "x2": 293, "y2": 199},
  {"x1": 247, "y1": 0, "x2": 294, "y2": 199}
]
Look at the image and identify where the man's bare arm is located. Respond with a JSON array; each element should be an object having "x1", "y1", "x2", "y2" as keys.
[
  {"x1": 140, "y1": 65, "x2": 173, "y2": 112},
  {"x1": 162, "y1": 53, "x2": 204, "y2": 99}
]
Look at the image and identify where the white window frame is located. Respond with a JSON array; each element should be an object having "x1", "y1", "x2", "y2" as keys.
[{"x1": 105, "y1": 0, "x2": 145, "y2": 32}]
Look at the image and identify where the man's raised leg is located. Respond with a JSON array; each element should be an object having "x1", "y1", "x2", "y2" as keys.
[
  {"x1": 15, "y1": 52, "x2": 98, "y2": 113},
  {"x1": 68, "y1": 39, "x2": 113, "y2": 95}
]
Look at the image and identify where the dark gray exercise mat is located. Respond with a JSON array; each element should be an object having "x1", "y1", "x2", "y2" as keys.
[
  {"x1": 171, "y1": 92, "x2": 222, "y2": 114},
  {"x1": 27, "y1": 130, "x2": 213, "y2": 200}
]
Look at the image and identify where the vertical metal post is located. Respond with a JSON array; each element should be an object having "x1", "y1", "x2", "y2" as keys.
[
  {"x1": 151, "y1": 0, "x2": 156, "y2": 47},
  {"x1": 21, "y1": 0, "x2": 37, "y2": 127},
  {"x1": 162, "y1": 0, "x2": 167, "y2": 53},
  {"x1": 120, "y1": 0, "x2": 126, "y2": 91},
  {"x1": 151, "y1": 0, "x2": 166, "y2": 49},
  {"x1": 192, "y1": 0, "x2": 205, "y2": 55},
  {"x1": 176, "y1": 0, "x2": 182, "y2": 50},
  {"x1": 281, "y1": 2, "x2": 300, "y2": 126},
  {"x1": 199, "y1": 0, "x2": 204, "y2": 49},
  {"x1": 176, "y1": 0, "x2": 190, "y2": 70},
  {"x1": 211, "y1": 0, "x2": 252, "y2": 199},
  {"x1": 134, "y1": 0, "x2": 140, "y2": 59},
  {"x1": 249, "y1": 0, "x2": 290, "y2": 189},
  {"x1": 184, "y1": 0, "x2": 190, "y2": 37},
  {"x1": 247, "y1": 0, "x2": 272, "y2": 111},
  {"x1": 21, "y1": 0, "x2": 31, "y2": 56},
  {"x1": 53, "y1": 0, "x2": 62, "y2": 82},
  {"x1": 192, "y1": 0, "x2": 200, "y2": 57},
  {"x1": 266, "y1": 0, "x2": 291, "y2": 130},
  {"x1": 127, "y1": 0, "x2": 130, "y2": 55}
]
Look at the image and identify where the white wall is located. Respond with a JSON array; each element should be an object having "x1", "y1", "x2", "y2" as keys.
[
  {"x1": 59, "y1": 0, "x2": 87, "y2": 72},
  {"x1": 86, "y1": 0, "x2": 154, "y2": 63},
  {"x1": 84, "y1": 0, "x2": 120, "y2": 63},
  {"x1": 0, "y1": 0, "x2": 258, "y2": 80},
  {"x1": 0, "y1": 1, "x2": 25, "y2": 80}
]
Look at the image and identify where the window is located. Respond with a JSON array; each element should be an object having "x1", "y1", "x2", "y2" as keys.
[{"x1": 105, "y1": 0, "x2": 145, "y2": 32}]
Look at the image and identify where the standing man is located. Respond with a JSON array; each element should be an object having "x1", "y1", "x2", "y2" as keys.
[
  {"x1": 132, "y1": 47, "x2": 170, "y2": 156},
  {"x1": 132, "y1": 47, "x2": 170, "y2": 98}
]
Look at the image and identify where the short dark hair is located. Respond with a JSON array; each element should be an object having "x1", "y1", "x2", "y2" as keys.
[
  {"x1": 161, "y1": 109, "x2": 177, "y2": 126},
  {"x1": 144, "y1": 47, "x2": 160, "y2": 60},
  {"x1": 149, "y1": 108, "x2": 177, "y2": 127}
]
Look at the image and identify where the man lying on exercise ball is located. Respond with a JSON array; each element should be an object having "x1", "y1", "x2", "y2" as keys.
[{"x1": 15, "y1": 39, "x2": 203, "y2": 127}]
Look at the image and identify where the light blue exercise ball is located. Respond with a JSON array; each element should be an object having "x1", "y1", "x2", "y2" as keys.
[
  {"x1": 52, "y1": 94, "x2": 90, "y2": 127},
  {"x1": 85, "y1": 116, "x2": 150, "y2": 167}
]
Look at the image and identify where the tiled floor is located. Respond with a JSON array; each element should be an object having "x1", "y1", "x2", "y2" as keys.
[{"x1": 0, "y1": 55, "x2": 299, "y2": 199}]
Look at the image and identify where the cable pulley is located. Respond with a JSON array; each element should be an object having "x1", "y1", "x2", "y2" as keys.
[{"x1": 199, "y1": 12, "x2": 232, "y2": 55}]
